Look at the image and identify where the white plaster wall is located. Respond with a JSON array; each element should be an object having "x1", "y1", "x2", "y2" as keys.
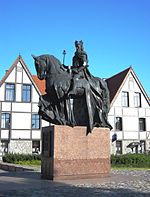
[
  {"x1": 139, "y1": 132, "x2": 146, "y2": 139},
  {"x1": 12, "y1": 103, "x2": 31, "y2": 112},
  {"x1": 15, "y1": 84, "x2": 22, "y2": 102},
  {"x1": 146, "y1": 109, "x2": 150, "y2": 117},
  {"x1": 41, "y1": 119, "x2": 49, "y2": 127},
  {"x1": 108, "y1": 107, "x2": 114, "y2": 115},
  {"x1": 0, "y1": 84, "x2": 5, "y2": 101},
  {"x1": 124, "y1": 131, "x2": 138, "y2": 139},
  {"x1": 9, "y1": 140, "x2": 32, "y2": 154},
  {"x1": 108, "y1": 116, "x2": 114, "y2": 129},
  {"x1": 112, "y1": 73, "x2": 150, "y2": 109},
  {"x1": 22, "y1": 70, "x2": 31, "y2": 84},
  {"x1": 32, "y1": 130, "x2": 41, "y2": 139},
  {"x1": 11, "y1": 113, "x2": 31, "y2": 129},
  {"x1": 11, "y1": 130, "x2": 31, "y2": 139},
  {"x1": 111, "y1": 142, "x2": 116, "y2": 154},
  {"x1": 2, "y1": 102, "x2": 11, "y2": 111},
  {"x1": 141, "y1": 94, "x2": 150, "y2": 108},
  {"x1": 146, "y1": 117, "x2": 150, "y2": 131},
  {"x1": 16, "y1": 63, "x2": 23, "y2": 83},
  {"x1": 32, "y1": 103, "x2": 39, "y2": 112},
  {"x1": 5, "y1": 68, "x2": 16, "y2": 83},
  {"x1": 123, "y1": 117, "x2": 138, "y2": 131},
  {"x1": 112, "y1": 94, "x2": 121, "y2": 107},
  {"x1": 116, "y1": 131, "x2": 123, "y2": 140},
  {"x1": 123, "y1": 108, "x2": 138, "y2": 116},
  {"x1": 138, "y1": 108, "x2": 146, "y2": 117},
  {"x1": 1, "y1": 130, "x2": 9, "y2": 139},
  {"x1": 32, "y1": 88, "x2": 39, "y2": 102},
  {"x1": 114, "y1": 107, "x2": 122, "y2": 116}
]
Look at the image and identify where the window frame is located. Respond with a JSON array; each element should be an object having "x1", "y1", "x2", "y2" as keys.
[
  {"x1": 139, "y1": 118, "x2": 146, "y2": 131},
  {"x1": 121, "y1": 91, "x2": 129, "y2": 107},
  {"x1": 134, "y1": 92, "x2": 141, "y2": 108},
  {"x1": 5, "y1": 83, "x2": 15, "y2": 101},
  {"x1": 115, "y1": 117, "x2": 122, "y2": 131},
  {"x1": 1, "y1": 113, "x2": 11, "y2": 129},
  {"x1": 32, "y1": 114, "x2": 41, "y2": 130},
  {"x1": 22, "y1": 84, "x2": 31, "y2": 102}
]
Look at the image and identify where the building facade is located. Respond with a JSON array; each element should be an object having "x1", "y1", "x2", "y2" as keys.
[
  {"x1": 0, "y1": 57, "x2": 150, "y2": 156},
  {"x1": 107, "y1": 67, "x2": 150, "y2": 154},
  {"x1": 0, "y1": 56, "x2": 49, "y2": 158}
]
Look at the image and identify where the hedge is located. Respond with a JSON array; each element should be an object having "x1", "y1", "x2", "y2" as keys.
[
  {"x1": 3, "y1": 153, "x2": 41, "y2": 164},
  {"x1": 111, "y1": 154, "x2": 150, "y2": 168}
]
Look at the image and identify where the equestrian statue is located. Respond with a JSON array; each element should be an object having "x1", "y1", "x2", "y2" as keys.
[{"x1": 32, "y1": 40, "x2": 112, "y2": 133}]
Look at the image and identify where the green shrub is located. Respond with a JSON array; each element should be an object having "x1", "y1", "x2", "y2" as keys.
[
  {"x1": 3, "y1": 153, "x2": 41, "y2": 164},
  {"x1": 111, "y1": 154, "x2": 150, "y2": 168}
]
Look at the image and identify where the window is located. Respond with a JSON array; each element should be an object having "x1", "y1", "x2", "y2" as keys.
[
  {"x1": 116, "y1": 140, "x2": 122, "y2": 154},
  {"x1": 22, "y1": 84, "x2": 31, "y2": 102},
  {"x1": 1, "y1": 140, "x2": 9, "y2": 153},
  {"x1": 121, "y1": 91, "x2": 129, "y2": 107},
  {"x1": 139, "y1": 118, "x2": 146, "y2": 131},
  {"x1": 1, "y1": 113, "x2": 10, "y2": 129},
  {"x1": 134, "y1": 92, "x2": 141, "y2": 107},
  {"x1": 5, "y1": 83, "x2": 15, "y2": 101},
  {"x1": 32, "y1": 140, "x2": 40, "y2": 154},
  {"x1": 32, "y1": 114, "x2": 40, "y2": 129},
  {"x1": 115, "y1": 117, "x2": 122, "y2": 131}
]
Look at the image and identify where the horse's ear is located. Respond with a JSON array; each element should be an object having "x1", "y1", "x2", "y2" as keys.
[{"x1": 31, "y1": 54, "x2": 37, "y2": 60}]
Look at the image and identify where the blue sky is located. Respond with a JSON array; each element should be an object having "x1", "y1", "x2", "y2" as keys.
[{"x1": 0, "y1": 0, "x2": 150, "y2": 96}]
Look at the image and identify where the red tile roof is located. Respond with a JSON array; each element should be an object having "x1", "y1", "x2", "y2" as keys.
[{"x1": 32, "y1": 75, "x2": 46, "y2": 95}]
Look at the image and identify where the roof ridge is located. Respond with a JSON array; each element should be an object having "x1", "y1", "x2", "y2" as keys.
[
  {"x1": 107, "y1": 66, "x2": 131, "y2": 80},
  {"x1": 0, "y1": 56, "x2": 20, "y2": 86},
  {"x1": 106, "y1": 67, "x2": 131, "y2": 103}
]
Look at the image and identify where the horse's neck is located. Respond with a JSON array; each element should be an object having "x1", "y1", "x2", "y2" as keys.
[{"x1": 46, "y1": 56, "x2": 64, "y2": 75}]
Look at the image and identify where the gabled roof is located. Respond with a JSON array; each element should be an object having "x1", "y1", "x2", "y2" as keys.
[
  {"x1": 1, "y1": 56, "x2": 149, "y2": 107},
  {"x1": 0, "y1": 55, "x2": 42, "y2": 95},
  {"x1": 106, "y1": 67, "x2": 131, "y2": 104},
  {"x1": 106, "y1": 66, "x2": 150, "y2": 106}
]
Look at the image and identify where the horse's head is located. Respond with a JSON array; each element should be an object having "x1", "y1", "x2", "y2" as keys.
[{"x1": 32, "y1": 55, "x2": 47, "y2": 80}]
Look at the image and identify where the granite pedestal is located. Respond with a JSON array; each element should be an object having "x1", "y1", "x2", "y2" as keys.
[{"x1": 41, "y1": 125, "x2": 110, "y2": 180}]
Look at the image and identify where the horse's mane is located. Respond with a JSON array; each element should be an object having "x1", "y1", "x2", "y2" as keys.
[{"x1": 39, "y1": 54, "x2": 66, "y2": 74}]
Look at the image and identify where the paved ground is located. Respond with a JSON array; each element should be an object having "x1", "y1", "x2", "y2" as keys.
[{"x1": 0, "y1": 169, "x2": 150, "y2": 196}]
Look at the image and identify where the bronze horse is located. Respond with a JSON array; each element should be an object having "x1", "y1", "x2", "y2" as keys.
[{"x1": 32, "y1": 53, "x2": 112, "y2": 133}]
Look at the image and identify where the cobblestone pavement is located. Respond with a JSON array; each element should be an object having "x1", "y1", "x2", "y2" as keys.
[{"x1": 0, "y1": 169, "x2": 150, "y2": 197}]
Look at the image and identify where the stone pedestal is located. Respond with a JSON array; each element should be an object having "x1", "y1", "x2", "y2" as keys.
[{"x1": 41, "y1": 125, "x2": 110, "y2": 180}]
